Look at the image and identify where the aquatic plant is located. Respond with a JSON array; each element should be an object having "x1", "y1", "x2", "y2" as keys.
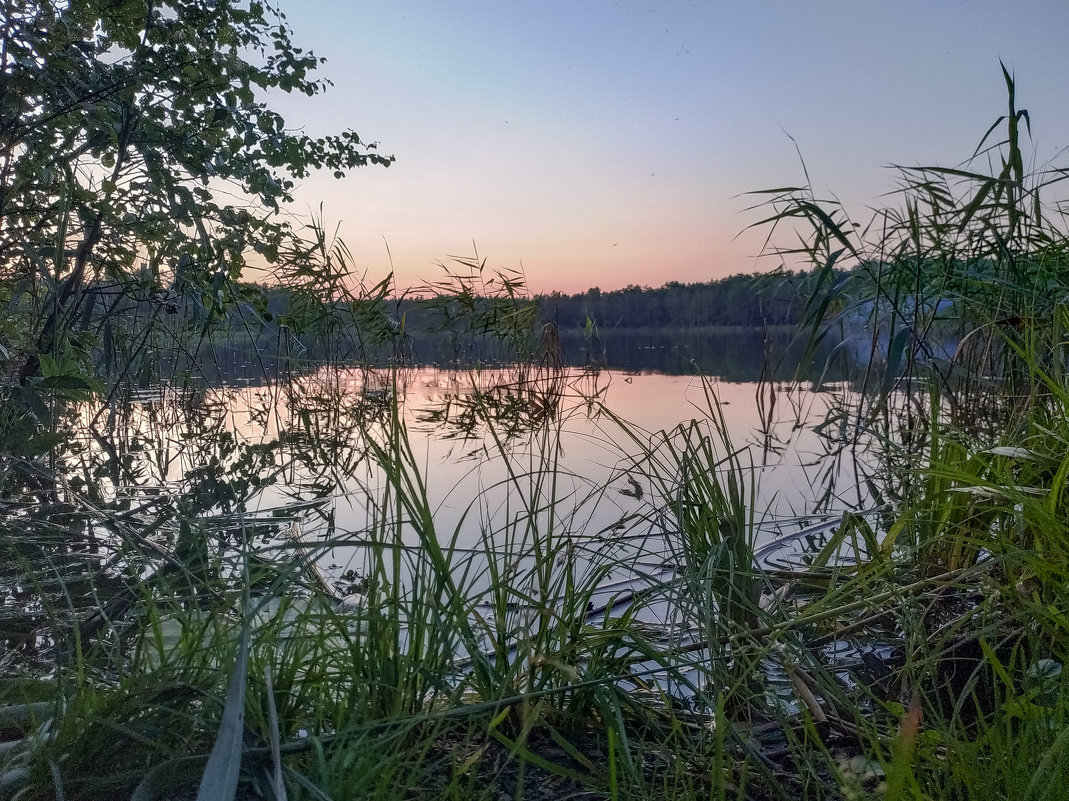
[{"x1": 4, "y1": 69, "x2": 1069, "y2": 801}]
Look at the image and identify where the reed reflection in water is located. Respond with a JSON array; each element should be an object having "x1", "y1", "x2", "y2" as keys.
[{"x1": 191, "y1": 367, "x2": 864, "y2": 596}]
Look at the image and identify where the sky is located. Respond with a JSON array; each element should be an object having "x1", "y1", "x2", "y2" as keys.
[{"x1": 268, "y1": 0, "x2": 1069, "y2": 295}]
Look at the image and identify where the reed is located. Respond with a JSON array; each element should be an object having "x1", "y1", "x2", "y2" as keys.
[{"x1": 3, "y1": 71, "x2": 1069, "y2": 800}]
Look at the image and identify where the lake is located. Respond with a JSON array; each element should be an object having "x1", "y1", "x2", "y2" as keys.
[{"x1": 87, "y1": 364, "x2": 870, "y2": 615}]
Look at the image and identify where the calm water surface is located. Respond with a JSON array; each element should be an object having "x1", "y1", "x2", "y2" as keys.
[
  {"x1": 134, "y1": 367, "x2": 866, "y2": 589},
  {"x1": 55, "y1": 364, "x2": 877, "y2": 680}
]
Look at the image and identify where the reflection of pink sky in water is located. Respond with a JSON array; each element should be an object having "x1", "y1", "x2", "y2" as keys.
[
  {"x1": 85, "y1": 368, "x2": 866, "y2": 593},
  {"x1": 223, "y1": 368, "x2": 868, "y2": 583}
]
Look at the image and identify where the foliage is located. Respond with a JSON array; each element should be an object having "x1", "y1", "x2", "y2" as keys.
[
  {"x1": 3, "y1": 356, "x2": 1069, "y2": 800},
  {"x1": 419, "y1": 252, "x2": 541, "y2": 367},
  {"x1": 0, "y1": 0, "x2": 392, "y2": 387},
  {"x1": 750, "y1": 64, "x2": 1069, "y2": 427},
  {"x1": 537, "y1": 271, "x2": 828, "y2": 331},
  {"x1": 5, "y1": 64, "x2": 1069, "y2": 801}
]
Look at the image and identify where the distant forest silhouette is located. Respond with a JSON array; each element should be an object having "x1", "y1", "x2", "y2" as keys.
[
  {"x1": 532, "y1": 271, "x2": 822, "y2": 330},
  {"x1": 262, "y1": 269, "x2": 829, "y2": 334},
  {"x1": 174, "y1": 269, "x2": 843, "y2": 378}
]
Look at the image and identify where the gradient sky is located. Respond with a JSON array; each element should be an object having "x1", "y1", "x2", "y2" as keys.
[{"x1": 269, "y1": 0, "x2": 1069, "y2": 295}]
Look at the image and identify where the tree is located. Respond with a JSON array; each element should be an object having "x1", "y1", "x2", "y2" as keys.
[{"x1": 0, "y1": 0, "x2": 392, "y2": 381}]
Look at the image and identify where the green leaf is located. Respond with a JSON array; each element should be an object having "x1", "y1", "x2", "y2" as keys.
[
  {"x1": 35, "y1": 375, "x2": 97, "y2": 393},
  {"x1": 196, "y1": 624, "x2": 251, "y2": 801}
]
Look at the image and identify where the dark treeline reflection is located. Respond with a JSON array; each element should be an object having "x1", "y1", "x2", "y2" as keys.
[
  {"x1": 167, "y1": 326, "x2": 847, "y2": 385},
  {"x1": 554, "y1": 327, "x2": 836, "y2": 380}
]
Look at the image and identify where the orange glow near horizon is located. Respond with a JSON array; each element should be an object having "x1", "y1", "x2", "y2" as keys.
[{"x1": 263, "y1": 1, "x2": 1069, "y2": 299}]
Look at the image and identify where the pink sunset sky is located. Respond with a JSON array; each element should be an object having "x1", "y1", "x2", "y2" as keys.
[{"x1": 269, "y1": 0, "x2": 1069, "y2": 295}]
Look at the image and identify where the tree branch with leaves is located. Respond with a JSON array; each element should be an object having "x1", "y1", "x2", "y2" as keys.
[{"x1": 0, "y1": 0, "x2": 392, "y2": 383}]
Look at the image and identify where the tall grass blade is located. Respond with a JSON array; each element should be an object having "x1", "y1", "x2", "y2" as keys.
[
  {"x1": 197, "y1": 540, "x2": 253, "y2": 801},
  {"x1": 264, "y1": 665, "x2": 287, "y2": 801},
  {"x1": 196, "y1": 622, "x2": 250, "y2": 801}
]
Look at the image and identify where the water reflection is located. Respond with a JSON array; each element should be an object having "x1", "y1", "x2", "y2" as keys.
[
  {"x1": 181, "y1": 369, "x2": 862, "y2": 584},
  {"x1": 161, "y1": 326, "x2": 847, "y2": 385},
  {"x1": 2, "y1": 361, "x2": 871, "y2": 676}
]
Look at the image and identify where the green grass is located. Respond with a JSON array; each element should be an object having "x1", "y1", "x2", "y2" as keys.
[
  {"x1": 4, "y1": 70, "x2": 1069, "y2": 800},
  {"x1": 3, "y1": 358, "x2": 1069, "y2": 800}
]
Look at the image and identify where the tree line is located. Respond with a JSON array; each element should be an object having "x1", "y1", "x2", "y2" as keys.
[
  {"x1": 532, "y1": 270, "x2": 832, "y2": 331},
  {"x1": 257, "y1": 268, "x2": 835, "y2": 337}
]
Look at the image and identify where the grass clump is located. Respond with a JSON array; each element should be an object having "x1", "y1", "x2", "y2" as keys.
[{"x1": 2, "y1": 68, "x2": 1069, "y2": 800}]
